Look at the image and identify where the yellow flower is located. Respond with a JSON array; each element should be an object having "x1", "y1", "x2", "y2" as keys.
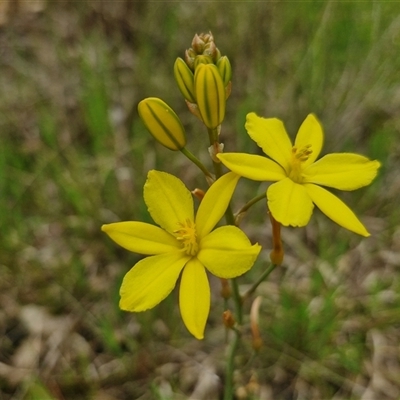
[
  {"x1": 102, "y1": 170, "x2": 261, "y2": 339},
  {"x1": 218, "y1": 113, "x2": 381, "y2": 236}
]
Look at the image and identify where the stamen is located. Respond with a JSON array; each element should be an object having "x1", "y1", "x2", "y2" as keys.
[
  {"x1": 294, "y1": 144, "x2": 312, "y2": 161},
  {"x1": 289, "y1": 144, "x2": 312, "y2": 183},
  {"x1": 174, "y1": 219, "x2": 199, "y2": 256}
]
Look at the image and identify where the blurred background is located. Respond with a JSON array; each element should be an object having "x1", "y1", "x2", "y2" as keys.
[{"x1": 1, "y1": 1, "x2": 400, "y2": 399}]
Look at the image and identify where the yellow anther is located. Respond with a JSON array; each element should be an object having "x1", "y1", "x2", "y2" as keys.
[
  {"x1": 293, "y1": 144, "x2": 312, "y2": 161},
  {"x1": 174, "y1": 219, "x2": 199, "y2": 256},
  {"x1": 289, "y1": 144, "x2": 312, "y2": 183}
]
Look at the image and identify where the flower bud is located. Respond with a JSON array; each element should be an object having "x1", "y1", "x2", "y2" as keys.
[
  {"x1": 217, "y1": 56, "x2": 232, "y2": 87},
  {"x1": 204, "y1": 40, "x2": 219, "y2": 62},
  {"x1": 191, "y1": 32, "x2": 213, "y2": 54},
  {"x1": 193, "y1": 55, "x2": 213, "y2": 70},
  {"x1": 185, "y1": 32, "x2": 223, "y2": 70},
  {"x1": 214, "y1": 48, "x2": 222, "y2": 63},
  {"x1": 194, "y1": 64, "x2": 226, "y2": 129},
  {"x1": 223, "y1": 310, "x2": 236, "y2": 329},
  {"x1": 138, "y1": 98, "x2": 186, "y2": 151},
  {"x1": 185, "y1": 49, "x2": 196, "y2": 70},
  {"x1": 191, "y1": 188, "x2": 205, "y2": 201},
  {"x1": 174, "y1": 58, "x2": 196, "y2": 103},
  {"x1": 202, "y1": 31, "x2": 213, "y2": 44},
  {"x1": 191, "y1": 33, "x2": 205, "y2": 54}
]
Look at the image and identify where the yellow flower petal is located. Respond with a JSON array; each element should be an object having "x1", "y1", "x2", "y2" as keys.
[
  {"x1": 179, "y1": 258, "x2": 210, "y2": 339},
  {"x1": 195, "y1": 172, "x2": 240, "y2": 239},
  {"x1": 303, "y1": 153, "x2": 381, "y2": 190},
  {"x1": 294, "y1": 114, "x2": 323, "y2": 167},
  {"x1": 245, "y1": 112, "x2": 292, "y2": 171},
  {"x1": 144, "y1": 170, "x2": 194, "y2": 234},
  {"x1": 304, "y1": 183, "x2": 370, "y2": 236},
  {"x1": 217, "y1": 153, "x2": 286, "y2": 182},
  {"x1": 198, "y1": 226, "x2": 261, "y2": 278},
  {"x1": 119, "y1": 252, "x2": 189, "y2": 312},
  {"x1": 267, "y1": 178, "x2": 314, "y2": 227},
  {"x1": 102, "y1": 222, "x2": 180, "y2": 255}
]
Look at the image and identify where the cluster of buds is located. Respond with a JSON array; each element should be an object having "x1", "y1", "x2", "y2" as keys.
[
  {"x1": 185, "y1": 32, "x2": 221, "y2": 69},
  {"x1": 137, "y1": 32, "x2": 232, "y2": 153},
  {"x1": 174, "y1": 32, "x2": 232, "y2": 129}
]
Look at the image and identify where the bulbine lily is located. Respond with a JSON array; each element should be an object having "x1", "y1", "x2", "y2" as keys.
[
  {"x1": 218, "y1": 113, "x2": 381, "y2": 236},
  {"x1": 102, "y1": 170, "x2": 261, "y2": 339}
]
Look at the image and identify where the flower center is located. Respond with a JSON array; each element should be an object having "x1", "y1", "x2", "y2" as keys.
[
  {"x1": 174, "y1": 219, "x2": 199, "y2": 256},
  {"x1": 288, "y1": 144, "x2": 312, "y2": 183}
]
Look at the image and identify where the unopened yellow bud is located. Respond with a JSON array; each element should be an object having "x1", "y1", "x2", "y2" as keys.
[
  {"x1": 194, "y1": 64, "x2": 226, "y2": 129},
  {"x1": 194, "y1": 55, "x2": 214, "y2": 70},
  {"x1": 138, "y1": 98, "x2": 186, "y2": 151},
  {"x1": 174, "y1": 58, "x2": 196, "y2": 103},
  {"x1": 214, "y1": 48, "x2": 222, "y2": 63},
  {"x1": 217, "y1": 56, "x2": 232, "y2": 86}
]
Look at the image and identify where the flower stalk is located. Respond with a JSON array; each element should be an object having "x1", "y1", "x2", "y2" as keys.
[
  {"x1": 269, "y1": 212, "x2": 284, "y2": 265},
  {"x1": 180, "y1": 147, "x2": 213, "y2": 181}
]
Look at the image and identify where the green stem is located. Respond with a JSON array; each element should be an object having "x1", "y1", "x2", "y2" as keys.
[
  {"x1": 207, "y1": 127, "x2": 223, "y2": 178},
  {"x1": 235, "y1": 192, "x2": 267, "y2": 219},
  {"x1": 223, "y1": 329, "x2": 240, "y2": 400},
  {"x1": 207, "y1": 126, "x2": 220, "y2": 146},
  {"x1": 231, "y1": 278, "x2": 243, "y2": 324},
  {"x1": 242, "y1": 263, "x2": 277, "y2": 301},
  {"x1": 206, "y1": 127, "x2": 235, "y2": 225},
  {"x1": 205, "y1": 126, "x2": 244, "y2": 400},
  {"x1": 180, "y1": 147, "x2": 213, "y2": 180}
]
